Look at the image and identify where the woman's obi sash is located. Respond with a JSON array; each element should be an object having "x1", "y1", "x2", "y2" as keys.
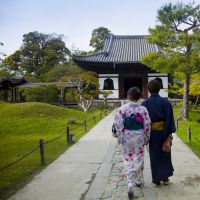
[{"x1": 123, "y1": 113, "x2": 143, "y2": 130}]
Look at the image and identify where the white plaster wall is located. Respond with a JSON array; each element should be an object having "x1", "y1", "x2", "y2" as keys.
[
  {"x1": 98, "y1": 74, "x2": 119, "y2": 77},
  {"x1": 158, "y1": 89, "x2": 168, "y2": 98}
]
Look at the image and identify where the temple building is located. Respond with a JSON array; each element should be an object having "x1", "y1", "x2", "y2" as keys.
[
  {"x1": 73, "y1": 34, "x2": 168, "y2": 99},
  {"x1": 0, "y1": 77, "x2": 27, "y2": 102}
]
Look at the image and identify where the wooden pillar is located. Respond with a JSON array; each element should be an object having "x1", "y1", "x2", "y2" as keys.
[
  {"x1": 4, "y1": 89, "x2": 6, "y2": 100},
  {"x1": 14, "y1": 87, "x2": 17, "y2": 102},
  {"x1": 119, "y1": 74, "x2": 124, "y2": 99},
  {"x1": 66, "y1": 126, "x2": 70, "y2": 144},
  {"x1": 11, "y1": 87, "x2": 14, "y2": 102},
  {"x1": 187, "y1": 126, "x2": 191, "y2": 142},
  {"x1": 5, "y1": 89, "x2": 8, "y2": 101},
  {"x1": 19, "y1": 92, "x2": 22, "y2": 102},
  {"x1": 142, "y1": 74, "x2": 148, "y2": 98},
  {"x1": 84, "y1": 120, "x2": 87, "y2": 133},
  {"x1": 39, "y1": 139, "x2": 45, "y2": 165}
]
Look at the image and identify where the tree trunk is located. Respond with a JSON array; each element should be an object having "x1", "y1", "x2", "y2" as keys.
[
  {"x1": 77, "y1": 87, "x2": 93, "y2": 112},
  {"x1": 59, "y1": 90, "x2": 64, "y2": 104},
  {"x1": 183, "y1": 73, "x2": 190, "y2": 121},
  {"x1": 193, "y1": 95, "x2": 199, "y2": 109},
  {"x1": 79, "y1": 94, "x2": 93, "y2": 112}
]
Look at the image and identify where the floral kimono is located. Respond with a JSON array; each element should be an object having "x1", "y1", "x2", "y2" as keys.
[{"x1": 114, "y1": 101, "x2": 151, "y2": 185}]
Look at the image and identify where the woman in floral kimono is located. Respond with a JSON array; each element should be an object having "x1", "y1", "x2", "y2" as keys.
[{"x1": 114, "y1": 87, "x2": 151, "y2": 199}]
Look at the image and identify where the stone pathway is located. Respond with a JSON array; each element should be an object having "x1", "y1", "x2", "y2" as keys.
[{"x1": 85, "y1": 134, "x2": 200, "y2": 200}]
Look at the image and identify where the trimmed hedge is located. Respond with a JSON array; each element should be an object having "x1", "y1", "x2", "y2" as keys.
[{"x1": 19, "y1": 85, "x2": 59, "y2": 103}]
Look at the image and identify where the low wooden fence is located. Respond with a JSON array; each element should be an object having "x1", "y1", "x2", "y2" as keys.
[{"x1": 0, "y1": 109, "x2": 110, "y2": 170}]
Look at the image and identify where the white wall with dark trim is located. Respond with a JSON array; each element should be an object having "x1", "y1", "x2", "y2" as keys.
[{"x1": 98, "y1": 74, "x2": 119, "y2": 99}]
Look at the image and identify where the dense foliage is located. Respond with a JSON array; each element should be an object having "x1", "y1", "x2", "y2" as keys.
[
  {"x1": 89, "y1": 27, "x2": 111, "y2": 52},
  {"x1": 19, "y1": 84, "x2": 59, "y2": 103},
  {"x1": 3, "y1": 31, "x2": 71, "y2": 80}
]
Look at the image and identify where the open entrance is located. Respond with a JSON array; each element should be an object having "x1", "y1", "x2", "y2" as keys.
[{"x1": 124, "y1": 77, "x2": 142, "y2": 98}]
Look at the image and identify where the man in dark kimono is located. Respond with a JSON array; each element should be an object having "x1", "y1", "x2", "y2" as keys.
[{"x1": 142, "y1": 79, "x2": 176, "y2": 185}]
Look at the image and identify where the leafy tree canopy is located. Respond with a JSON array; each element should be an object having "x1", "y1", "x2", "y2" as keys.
[
  {"x1": 44, "y1": 61, "x2": 82, "y2": 82},
  {"x1": 190, "y1": 73, "x2": 200, "y2": 96},
  {"x1": 89, "y1": 27, "x2": 111, "y2": 52},
  {"x1": 0, "y1": 42, "x2": 13, "y2": 80},
  {"x1": 4, "y1": 31, "x2": 71, "y2": 79}
]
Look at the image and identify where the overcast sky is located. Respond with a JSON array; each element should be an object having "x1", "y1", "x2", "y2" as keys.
[{"x1": 0, "y1": 0, "x2": 197, "y2": 56}]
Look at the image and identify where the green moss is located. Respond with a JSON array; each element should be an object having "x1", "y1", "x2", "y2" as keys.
[
  {"x1": 0, "y1": 102, "x2": 110, "y2": 199},
  {"x1": 174, "y1": 108, "x2": 200, "y2": 158}
]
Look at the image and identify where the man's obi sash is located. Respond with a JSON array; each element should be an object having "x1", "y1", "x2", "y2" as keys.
[
  {"x1": 123, "y1": 113, "x2": 143, "y2": 130},
  {"x1": 151, "y1": 121, "x2": 165, "y2": 131}
]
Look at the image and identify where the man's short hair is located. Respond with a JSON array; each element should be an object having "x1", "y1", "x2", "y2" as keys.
[
  {"x1": 154, "y1": 77, "x2": 163, "y2": 89},
  {"x1": 148, "y1": 80, "x2": 160, "y2": 94}
]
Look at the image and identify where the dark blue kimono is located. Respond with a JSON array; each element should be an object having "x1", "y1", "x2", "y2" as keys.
[{"x1": 142, "y1": 93, "x2": 176, "y2": 182}]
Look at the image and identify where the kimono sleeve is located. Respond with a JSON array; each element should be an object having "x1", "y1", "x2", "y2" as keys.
[
  {"x1": 114, "y1": 107, "x2": 125, "y2": 144},
  {"x1": 140, "y1": 106, "x2": 151, "y2": 144},
  {"x1": 162, "y1": 99, "x2": 176, "y2": 139}
]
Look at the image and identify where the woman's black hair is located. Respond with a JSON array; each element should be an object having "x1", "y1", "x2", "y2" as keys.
[{"x1": 127, "y1": 87, "x2": 142, "y2": 100}]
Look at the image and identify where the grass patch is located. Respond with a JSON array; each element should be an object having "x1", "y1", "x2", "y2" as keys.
[
  {"x1": 174, "y1": 108, "x2": 200, "y2": 158},
  {"x1": 0, "y1": 101, "x2": 111, "y2": 200}
]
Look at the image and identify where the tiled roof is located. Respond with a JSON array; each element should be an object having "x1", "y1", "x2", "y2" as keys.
[
  {"x1": 73, "y1": 34, "x2": 158, "y2": 63},
  {"x1": 19, "y1": 82, "x2": 75, "y2": 88},
  {"x1": 0, "y1": 78, "x2": 27, "y2": 86}
]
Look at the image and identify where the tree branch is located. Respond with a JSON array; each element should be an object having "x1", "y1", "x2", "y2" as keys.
[
  {"x1": 172, "y1": 21, "x2": 183, "y2": 32},
  {"x1": 183, "y1": 19, "x2": 194, "y2": 26},
  {"x1": 184, "y1": 20, "x2": 199, "y2": 32}
]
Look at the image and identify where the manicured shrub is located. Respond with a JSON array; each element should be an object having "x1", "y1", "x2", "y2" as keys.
[{"x1": 19, "y1": 85, "x2": 59, "y2": 103}]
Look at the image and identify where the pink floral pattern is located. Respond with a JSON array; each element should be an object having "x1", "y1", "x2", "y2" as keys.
[{"x1": 114, "y1": 101, "x2": 151, "y2": 185}]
